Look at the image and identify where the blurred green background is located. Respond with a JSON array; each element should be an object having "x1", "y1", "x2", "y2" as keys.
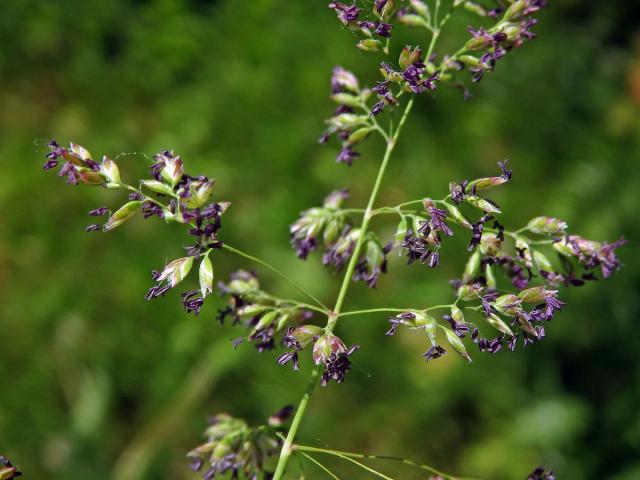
[{"x1": 1, "y1": 0, "x2": 639, "y2": 479}]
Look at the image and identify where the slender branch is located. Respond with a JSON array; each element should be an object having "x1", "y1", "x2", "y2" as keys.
[
  {"x1": 392, "y1": 199, "x2": 424, "y2": 210},
  {"x1": 297, "y1": 447, "x2": 395, "y2": 480},
  {"x1": 296, "y1": 451, "x2": 343, "y2": 480},
  {"x1": 272, "y1": 365, "x2": 321, "y2": 480},
  {"x1": 294, "y1": 445, "x2": 478, "y2": 480},
  {"x1": 222, "y1": 244, "x2": 330, "y2": 311},
  {"x1": 338, "y1": 304, "x2": 451, "y2": 318},
  {"x1": 258, "y1": 291, "x2": 329, "y2": 315}
]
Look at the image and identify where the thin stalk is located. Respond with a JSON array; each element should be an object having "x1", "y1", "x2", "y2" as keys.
[
  {"x1": 338, "y1": 304, "x2": 451, "y2": 318},
  {"x1": 222, "y1": 244, "x2": 329, "y2": 311},
  {"x1": 297, "y1": 446, "x2": 395, "y2": 480},
  {"x1": 330, "y1": 454, "x2": 395, "y2": 480},
  {"x1": 272, "y1": 366, "x2": 321, "y2": 480},
  {"x1": 393, "y1": 199, "x2": 424, "y2": 210},
  {"x1": 296, "y1": 451, "x2": 343, "y2": 480}
]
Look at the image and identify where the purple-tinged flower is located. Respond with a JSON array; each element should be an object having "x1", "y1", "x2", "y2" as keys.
[
  {"x1": 374, "y1": 22, "x2": 393, "y2": 37},
  {"x1": 329, "y1": 2, "x2": 361, "y2": 25},
  {"x1": 323, "y1": 226, "x2": 359, "y2": 272},
  {"x1": 518, "y1": 286, "x2": 565, "y2": 319},
  {"x1": 468, "y1": 214, "x2": 493, "y2": 251},
  {"x1": 353, "y1": 240, "x2": 391, "y2": 288},
  {"x1": 86, "y1": 224, "x2": 102, "y2": 232},
  {"x1": 540, "y1": 270, "x2": 596, "y2": 288},
  {"x1": 498, "y1": 160, "x2": 512, "y2": 181},
  {"x1": 128, "y1": 191, "x2": 144, "y2": 201},
  {"x1": 598, "y1": 237, "x2": 627, "y2": 278},
  {"x1": 477, "y1": 336, "x2": 504, "y2": 354},
  {"x1": 276, "y1": 351, "x2": 299, "y2": 370},
  {"x1": 268, "y1": 405, "x2": 294, "y2": 427},
  {"x1": 331, "y1": 66, "x2": 360, "y2": 94},
  {"x1": 386, "y1": 312, "x2": 418, "y2": 336},
  {"x1": 401, "y1": 230, "x2": 440, "y2": 268},
  {"x1": 554, "y1": 235, "x2": 626, "y2": 279},
  {"x1": 370, "y1": 100, "x2": 386, "y2": 117},
  {"x1": 422, "y1": 345, "x2": 447, "y2": 362},
  {"x1": 449, "y1": 181, "x2": 468, "y2": 204},
  {"x1": 44, "y1": 140, "x2": 107, "y2": 186},
  {"x1": 336, "y1": 145, "x2": 360, "y2": 166},
  {"x1": 444, "y1": 314, "x2": 471, "y2": 338},
  {"x1": 141, "y1": 201, "x2": 164, "y2": 219},
  {"x1": 313, "y1": 334, "x2": 359, "y2": 386},
  {"x1": 527, "y1": 466, "x2": 556, "y2": 480},
  {"x1": 89, "y1": 207, "x2": 109, "y2": 216},
  {"x1": 150, "y1": 149, "x2": 183, "y2": 185},
  {"x1": 181, "y1": 290, "x2": 205, "y2": 316},
  {"x1": 507, "y1": 334, "x2": 518, "y2": 351},
  {"x1": 249, "y1": 324, "x2": 276, "y2": 353},
  {"x1": 425, "y1": 205, "x2": 453, "y2": 237},
  {"x1": 481, "y1": 291, "x2": 499, "y2": 316},
  {"x1": 429, "y1": 251, "x2": 440, "y2": 268},
  {"x1": 374, "y1": 0, "x2": 387, "y2": 14},
  {"x1": 146, "y1": 256, "x2": 194, "y2": 300},
  {"x1": 0, "y1": 455, "x2": 21, "y2": 479}
]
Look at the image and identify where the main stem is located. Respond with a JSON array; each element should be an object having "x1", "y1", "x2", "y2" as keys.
[
  {"x1": 272, "y1": 98, "x2": 416, "y2": 479},
  {"x1": 329, "y1": 99, "x2": 414, "y2": 328}
]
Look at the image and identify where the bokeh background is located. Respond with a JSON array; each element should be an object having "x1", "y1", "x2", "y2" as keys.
[{"x1": 1, "y1": 1, "x2": 639, "y2": 479}]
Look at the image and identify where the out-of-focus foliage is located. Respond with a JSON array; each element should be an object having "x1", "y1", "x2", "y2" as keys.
[{"x1": 0, "y1": 1, "x2": 639, "y2": 479}]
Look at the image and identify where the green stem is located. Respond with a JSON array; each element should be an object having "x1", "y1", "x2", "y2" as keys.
[
  {"x1": 273, "y1": 20, "x2": 452, "y2": 477},
  {"x1": 393, "y1": 199, "x2": 424, "y2": 210},
  {"x1": 338, "y1": 304, "x2": 451, "y2": 318},
  {"x1": 296, "y1": 451, "x2": 342, "y2": 480},
  {"x1": 272, "y1": 98, "x2": 416, "y2": 480},
  {"x1": 329, "y1": 97, "x2": 416, "y2": 330},
  {"x1": 222, "y1": 244, "x2": 329, "y2": 311},
  {"x1": 272, "y1": 366, "x2": 321, "y2": 480}
]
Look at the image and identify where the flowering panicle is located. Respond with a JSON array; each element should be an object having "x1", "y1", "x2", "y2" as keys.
[
  {"x1": 386, "y1": 310, "x2": 454, "y2": 361},
  {"x1": 41, "y1": 4, "x2": 625, "y2": 478},
  {"x1": 290, "y1": 190, "x2": 351, "y2": 258},
  {"x1": 217, "y1": 270, "x2": 317, "y2": 354},
  {"x1": 320, "y1": 67, "x2": 379, "y2": 166},
  {"x1": 552, "y1": 235, "x2": 626, "y2": 279},
  {"x1": 187, "y1": 407, "x2": 293, "y2": 480},
  {"x1": 290, "y1": 191, "x2": 391, "y2": 288},
  {"x1": 384, "y1": 159, "x2": 624, "y2": 362},
  {"x1": 353, "y1": 239, "x2": 392, "y2": 288},
  {"x1": 328, "y1": 1, "x2": 396, "y2": 53},
  {"x1": 371, "y1": 47, "x2": 439, "y2": 116},
  {"x1": 442, "y1": 0, "x2": 548, "y2": 84},
  {"x1": 398, "y1": 199, "x2": 456, "y2": 268},
  {"x1": 44, "y1": 141, "x2": 229, "y2": 312}
]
